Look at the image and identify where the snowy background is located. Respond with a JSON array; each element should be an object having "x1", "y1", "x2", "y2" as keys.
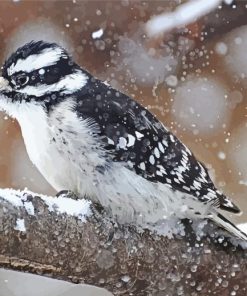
[{"x1": 0, "y1": 0, "x2": 247, "y2": 295}]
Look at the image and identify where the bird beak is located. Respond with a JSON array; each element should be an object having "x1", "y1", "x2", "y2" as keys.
[{"x1": 0, "y1": 77, "x2": 10, "y2": 93}]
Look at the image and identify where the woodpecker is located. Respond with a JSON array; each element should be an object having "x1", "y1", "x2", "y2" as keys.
[{"x1": 0, "y1": 40, "x2": 246, "y2": 240}]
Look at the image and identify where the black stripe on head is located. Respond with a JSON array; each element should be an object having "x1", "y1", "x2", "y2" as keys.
[
  {"x1": 3, "y1": 41, "x2": 60, "y2": 78},
  {"x1": 11, "y1": 57, "x2": 77, "y2": 90},
  {"x1": 0, "y1": 86, "x2": 68, "y2": 112}
]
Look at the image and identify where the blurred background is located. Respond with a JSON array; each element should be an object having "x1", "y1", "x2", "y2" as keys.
[{"x1": 0, "y1": 0, "x2": 247, "y2": 229}]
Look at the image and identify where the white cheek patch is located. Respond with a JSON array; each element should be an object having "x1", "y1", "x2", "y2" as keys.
[
  {"x1": 18, "y1": 70, "x2": 88, "y2": 97},
  {"x1": 7, "y1": 47, "x2": 66, "y2": 76}
]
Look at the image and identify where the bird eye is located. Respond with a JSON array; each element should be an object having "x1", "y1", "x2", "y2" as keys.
[{"x1": 14, "y1": 74, "x2": 29, "y2": 87}]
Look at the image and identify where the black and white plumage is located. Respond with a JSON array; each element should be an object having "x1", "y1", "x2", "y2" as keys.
[{"x1": 0, "y1": 40, "x2": 246, "y2": 240}]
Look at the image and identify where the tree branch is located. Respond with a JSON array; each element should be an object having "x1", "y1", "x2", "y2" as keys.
[{"x1": 0, "y1": 189, "x2": 246, "y2": 295}]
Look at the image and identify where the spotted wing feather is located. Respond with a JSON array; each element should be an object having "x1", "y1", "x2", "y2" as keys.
[{"x1": 75, "y1": 78, "x2": 240, "y2": 214}]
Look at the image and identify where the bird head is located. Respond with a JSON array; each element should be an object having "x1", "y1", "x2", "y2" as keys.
[{"x1": 0, "y1": 40, "x2": 88, "y2": 117}]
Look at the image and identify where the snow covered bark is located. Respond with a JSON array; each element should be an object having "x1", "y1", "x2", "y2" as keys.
[{"x1": 0, "y1": 189, "x2": 246, "y2": 295}]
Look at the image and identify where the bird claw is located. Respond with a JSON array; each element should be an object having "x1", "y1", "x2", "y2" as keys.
[{"x1": 56, "y1": 190, "x2": 78, "y2": 200}]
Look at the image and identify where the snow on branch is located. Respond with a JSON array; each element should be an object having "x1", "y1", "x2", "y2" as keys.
[
  {"x1": 146, "y1": 0, "x2": 234, "y2": 37},
  {"x1": 0, "y1": 188, "x2": 246, "y2": 295}
]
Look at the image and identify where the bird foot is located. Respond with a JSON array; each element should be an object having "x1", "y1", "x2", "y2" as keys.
[{"x1": 56, "y1": 190, "x2": 78, "y2": 200}]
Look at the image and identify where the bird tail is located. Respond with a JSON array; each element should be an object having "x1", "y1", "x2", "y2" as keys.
[{"x1": 211, "y1": 212, "x2": 247, "y2": 241}]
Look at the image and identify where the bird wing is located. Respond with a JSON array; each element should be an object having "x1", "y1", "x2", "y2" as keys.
[{"x1": 75, "y1": 79, "x2": 240, "y2": 214}]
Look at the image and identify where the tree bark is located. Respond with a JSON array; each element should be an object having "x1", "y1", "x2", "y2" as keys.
[{"x1": 0, "y1": 189, "x2": 246, "y2": 296}]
